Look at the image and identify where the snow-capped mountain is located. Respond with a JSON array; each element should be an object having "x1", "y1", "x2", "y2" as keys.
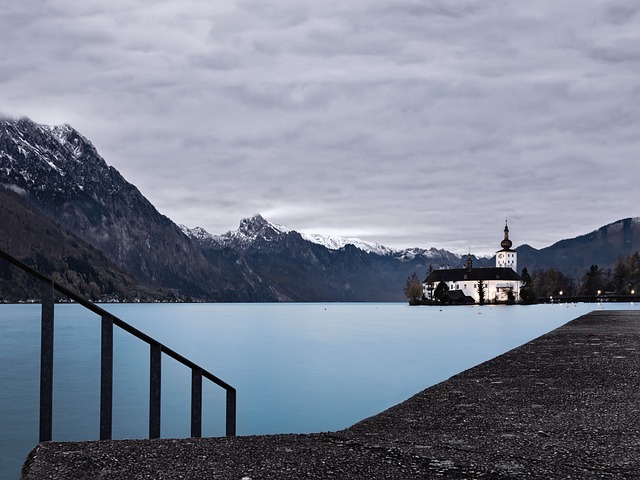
[
  {"x1": 182, "y1": 214, "x2": 392, "y2": 255},
  {"x1": 300, "y1": 234, "x2": 462, "y2": 263},
  {"x1": 300, "y1": 232, "x2": 395, "y2": 256},
  {"x1": 0, "y1": 117, "x2": 242, "y2": 300},
  {"x1": 182, "y1": 214, "x2": 463, "y2": 264},
  {"x1": 0, "y1": 119, "x2": 105, "y2": 201},
  {"x1": 181, "y1": 214, "x2": 293, "y2": 251}
]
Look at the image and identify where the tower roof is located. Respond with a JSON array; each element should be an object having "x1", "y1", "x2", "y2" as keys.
[{"x1": 498, "y1": 221, "x2": 514, "y2": 251}]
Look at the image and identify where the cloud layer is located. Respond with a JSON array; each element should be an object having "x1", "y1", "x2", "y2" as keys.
[{"x1": 2, "y1": 0, "x2": 640, "y2": 254}]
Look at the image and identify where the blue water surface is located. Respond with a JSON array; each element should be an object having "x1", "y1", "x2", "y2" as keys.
[{"x1": 1, "y1": 302, "x2": 638, "y2": 478}]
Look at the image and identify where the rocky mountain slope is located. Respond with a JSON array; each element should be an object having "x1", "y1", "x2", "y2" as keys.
[{"x1": 0, "y1": 186, "x2": 165, "y2": 301}]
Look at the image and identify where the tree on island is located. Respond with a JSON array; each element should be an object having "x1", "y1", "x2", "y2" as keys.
[
  {"x1": 434, "y1": 281, "x2": 450, "y2": 304},
  {"x1": 404, "y1": 272, "x2": 424, "y2": 304},
  {"x1": 519, "y1": 267, "x2": 537, "y2": 304},
  {"x1": 477, "y1": 278, "x2": 485, "y2": 305}
]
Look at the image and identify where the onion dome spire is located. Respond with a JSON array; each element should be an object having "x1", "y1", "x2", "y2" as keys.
[{"x1": 500, "y1": 220, "x2": 513, "y2": 250}]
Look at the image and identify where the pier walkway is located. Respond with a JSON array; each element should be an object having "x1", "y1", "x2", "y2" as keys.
[{"x1": 21, "y1": 310, "x2": 640, "y2": 479}]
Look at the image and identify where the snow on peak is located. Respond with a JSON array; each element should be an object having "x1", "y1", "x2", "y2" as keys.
[
  {"x1": 234, "y1": 216, "x2": 408, "y2": 256},
  {"x1": 179, "y1": 225, "x2": 213, "y2": 241},
  {"x1": 181, "y1": 214, "x2": 452, "y2": 260},
  {"x1": 47, "y1": 124, "x2": 87, "y2": 159},
  {"x1": 46, "y1": 124, "x2": 73, "y2": 142},
  {"x1": 300, "y1": 232, "x2": 395, "y2": 255},
  {"x1": 238, "y1": 214, "x2": 291, "y2": 237},
  {"x1": 180, "y1": 215, "x2": 292, "y2": 249}
]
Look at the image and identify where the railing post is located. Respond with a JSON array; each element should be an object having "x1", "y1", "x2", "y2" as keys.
[
  {"x1": 149, "y1": 342, "x2": 162, "y2": 439},
  {"x1": 100, "y1": 314, "x2": 113, "y2": 440},
  {"x1": 226, "y1": 387, "x2": 236, "y2": 437},
  {"x1": 39, "y1": 280, "x2": 54, "y2": 442},
  {"x1": 1, "y1": 250, "x2": 237, "y2": 445},
  {"x1": 191, "y1": 367, "x2": 202, "y2": 438}
]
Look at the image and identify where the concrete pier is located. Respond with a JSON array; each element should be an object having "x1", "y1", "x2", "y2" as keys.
[{"x1": 21, "y1": 310, "x2": 640, "y2": 479}]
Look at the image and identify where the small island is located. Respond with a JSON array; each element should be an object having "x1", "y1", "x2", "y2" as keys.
[
  {"x1": 405, "y1": 222, "x2": 640, "y2": 306},
  {"x1": 406, "y1": 222, "x2": 521, "y2": 305}
]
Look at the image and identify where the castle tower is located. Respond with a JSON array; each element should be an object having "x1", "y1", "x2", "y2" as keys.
[{"x1": 496, "y1": 221, "x2": 517, "y2": 272}]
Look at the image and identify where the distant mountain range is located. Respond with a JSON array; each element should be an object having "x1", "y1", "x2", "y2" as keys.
[{"x1": 1, "y1": 117, "x2": 639, "y2": 302}]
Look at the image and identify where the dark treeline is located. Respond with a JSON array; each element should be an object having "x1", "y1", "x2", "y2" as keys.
[{"x1": 520, "y1": 252, "x2": 640, "y2": 303}]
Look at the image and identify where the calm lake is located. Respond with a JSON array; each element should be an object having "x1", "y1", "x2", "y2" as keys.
[{"x1": 1, "y1": 301, "x2": 639, "y2": 478}]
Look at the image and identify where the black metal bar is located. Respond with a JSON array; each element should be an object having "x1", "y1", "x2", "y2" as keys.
[
  {"x1": 149, "y1": 342, "x2": 162, "y2": 439},
  {"x1": 191, "y1": 368, "x2": 202, "y2": 438},
  {"x1": 2, "y1": 249, "x2": 237, "y2": 440},
  {"x1": 157, "y1": 341, "x2": 235, "y2": 391},
  {"x1": 39, "y1": 280, "x2": 54, "y2": 442},
  {"x1": 0, "y1": 251, "x2": 235, "y2": 389},
  {"x1": 226, "y1": 388, "x2": 237, "y2": 437},
  {"x1": 100, "y1": 314, "x2": 113, "y2": 440}
]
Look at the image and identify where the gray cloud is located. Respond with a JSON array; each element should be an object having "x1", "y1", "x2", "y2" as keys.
[{"x1": 2, "y1": 0, "x2": 639, "y2": 256}]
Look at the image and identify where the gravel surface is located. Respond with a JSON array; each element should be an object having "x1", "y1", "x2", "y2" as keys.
[{"x1": 21, "y1": 310, "x2": 640, "y2": 479}]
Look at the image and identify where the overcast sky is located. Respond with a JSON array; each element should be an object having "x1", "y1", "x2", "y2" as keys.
[{"x1": 2, "y1": 0, "x2": 639, "y2": 255}]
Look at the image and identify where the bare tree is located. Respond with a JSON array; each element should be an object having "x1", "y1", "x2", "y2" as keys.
[{"x1": 404, "y1": 272, "x2": 423, "y2": 304}]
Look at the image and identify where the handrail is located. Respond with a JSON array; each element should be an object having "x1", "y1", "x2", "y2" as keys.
[{"x1": 0, "y1": 249, "x2": 236, "y2": 441}]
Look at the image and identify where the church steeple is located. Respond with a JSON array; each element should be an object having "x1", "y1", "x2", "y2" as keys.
[
  {"x1": 496, "y1": 220, "x2": 517, "y2": 272},
  {"x1": 500, "y1": 221, "x2": 513, "y2": 250}
]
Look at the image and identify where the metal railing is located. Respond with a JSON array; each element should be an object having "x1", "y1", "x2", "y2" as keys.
[{"x1": 0, "y1": 250, "x2": 236, "y2": 441}]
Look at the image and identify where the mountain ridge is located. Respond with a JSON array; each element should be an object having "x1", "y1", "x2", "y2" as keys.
[
  {"x1": 516, "y1": 217, "x2": 640, "y2": 279},
  {"x1": 181, "y1": 213, "x2": 466, "y2": 262},
  {"x1": 1, "y1": 116, "x2": 638, "y2": 302}
]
